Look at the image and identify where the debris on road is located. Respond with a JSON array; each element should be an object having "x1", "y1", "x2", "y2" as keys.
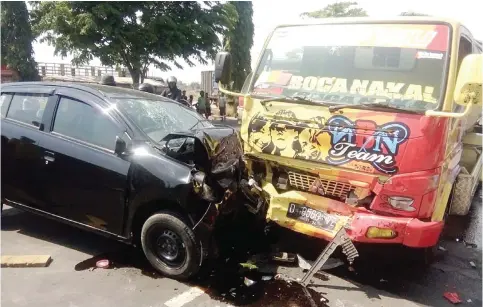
[
  {"x1": 469, "y1": 261, "x2": 476, "y2": 268},
  {"x1": 1, "y1": 255, "x2": 52, "y2": 268},
  {"x1": 262, "y1": 275, "x2": 273, "y2": 281},
  {"x1": 443, "y1": 292, "x2": 462, "y2": 304},
  {"x1": 271, "y1": 252, "x2": 296, "y2": 264},
  {"x1": 243, "y1": 277, "x2": 256, "y2": 287},
  {"x1": 467, "y1": 299, "x2": 473, "y2": 303},
  {"x1": 438, "y1": 246, "x2": 447, "y2": 252},
  {"x1": 464, "y1": 241, "x2": 478, "y2": 248},
  {"x1": 96, "y1": 259, "x2": 110, "y2": 269},
  {"x1": 239, "y1": 262, "x2": 258, "y2": 270}
]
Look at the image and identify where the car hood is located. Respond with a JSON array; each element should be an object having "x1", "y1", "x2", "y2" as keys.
[{"x1": 162, "y1": 125, "x2": 242, "y2": 169}]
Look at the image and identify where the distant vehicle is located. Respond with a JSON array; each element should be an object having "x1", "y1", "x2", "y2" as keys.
[{"x1": 1, "y1": 82, "x2": 246, "y2": 280}]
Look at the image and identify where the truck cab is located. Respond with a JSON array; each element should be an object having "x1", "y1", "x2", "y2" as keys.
[{"x1": 215, "y1": 17, "x2": 482, "y2": 255}]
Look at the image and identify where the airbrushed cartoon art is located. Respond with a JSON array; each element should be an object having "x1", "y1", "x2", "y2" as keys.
[{"x1": 248, "y1": 110, "x2": 411, "y2": 175}]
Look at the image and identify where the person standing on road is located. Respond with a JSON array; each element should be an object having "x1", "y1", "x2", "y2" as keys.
[
  {"x1": 188, "y1": 95, "x2": 194, "y2": 106},
  {"x1": 161, "y1": 76, "x2": 182, "y2": 102},
  {"x1": 197, "y1": 91, "x2": 206, "y2": 118},
  {"x1": 205, "y1": 92, "x2": 211, "y2": 119},
  {"x1": 218, "y1": 93, "x2": 227, "y2": 121},
  {"x1": 181, "y1": 90, "x2": 188, "y2": 101}
]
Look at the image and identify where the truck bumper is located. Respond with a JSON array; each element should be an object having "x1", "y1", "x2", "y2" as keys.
[{"x1": 264, "y1": 184, "x2": 444, "y2": 248}]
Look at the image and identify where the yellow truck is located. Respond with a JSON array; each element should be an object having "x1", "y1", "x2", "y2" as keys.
[{"x1": 215, "y1": 17, "x2": 482, "y2": 259}]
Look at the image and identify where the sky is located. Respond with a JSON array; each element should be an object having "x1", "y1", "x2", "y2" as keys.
[{"x1": 32, "y1": 0, "x2": 483, "y2": 83}]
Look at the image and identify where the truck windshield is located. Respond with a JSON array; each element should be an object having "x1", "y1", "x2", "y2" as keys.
[{"x1": 250, "y1": 23, "x2": 450, "y2": 111}]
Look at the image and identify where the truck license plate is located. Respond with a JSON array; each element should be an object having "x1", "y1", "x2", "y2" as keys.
[{"x1": 286, "y1": 203, "x2": 338, "y2": 231}]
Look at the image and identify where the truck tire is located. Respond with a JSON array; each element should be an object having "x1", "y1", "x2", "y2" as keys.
[
  {"x1": 141, "y1": 212, "x2": 201, "y2": 281},
  {"x1": 449, "y1": 168, "x2": 476, "y2": 216}
]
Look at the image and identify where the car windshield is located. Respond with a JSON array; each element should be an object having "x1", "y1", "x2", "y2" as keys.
[
  {"x1": 113, "y1": 98, "x2": 213, "y2": 142},
  {"x1": 250, "y1": 23, "x2": 450, "y2": 111}
]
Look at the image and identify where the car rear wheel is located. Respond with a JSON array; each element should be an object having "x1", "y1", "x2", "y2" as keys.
[{"x1": 141, "y1": 212, "x2": 201, "y2": 280}]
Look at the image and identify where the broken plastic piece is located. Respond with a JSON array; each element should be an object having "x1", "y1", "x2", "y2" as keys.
[
  {"x1": 262, "y1": 276, "x2": 273, "y2": 281},
  {"x1": 464, "y1": 241, "x2": 477, "y2": 248},
  {"x1": 469, "y1": 261, "x2": 476, "y2": 268},
  {"x1": 271, "y1": 252, "x2": 296, "y2": 264},
  {"x1": 438, "y1": 246, "x2": 447, "y2": 251},
  {"x1": 240, "y1": 262, "x2": 258, "y2": 270},
  {"x1": 443, "y1": 292, "x2": 462, "y2": 304},
  {"x1": 244, "y1": 277, "x2": 256, "y2": 287},
  {"x1": 96, "y1": 259, "x2": 109, "y2": 269}
]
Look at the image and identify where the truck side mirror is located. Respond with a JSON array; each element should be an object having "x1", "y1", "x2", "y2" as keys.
[
  {"x1": 215, "y1": 52, "x2": 232, "y2": 85},
  {"x1": 454, "y1": 54, "x2": 482, "y2": 106}
]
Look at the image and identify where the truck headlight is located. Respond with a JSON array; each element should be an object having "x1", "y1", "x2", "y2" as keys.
[{"x1": 387, "y1": 196, "x2": 416, "y2": 212}]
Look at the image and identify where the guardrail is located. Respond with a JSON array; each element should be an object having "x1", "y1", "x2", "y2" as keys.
[{"x1": 36, "y1": 63, "x2": 161, "y2": 80}]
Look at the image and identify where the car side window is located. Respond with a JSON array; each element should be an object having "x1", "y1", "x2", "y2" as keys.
[
  {"x1": 5, "y1": 93, "x2": 48, "y2": 127},
  {"x1": 1, "y1": 93, "x2": 13, "y2": 118},
  {"x1": 53, "y1": 97, "x2": 120, "y2": 151}
]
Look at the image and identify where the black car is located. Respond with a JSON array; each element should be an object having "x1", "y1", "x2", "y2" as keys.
[{"x1": 0, "y1": 82, "x2": 248, "y2": 280}]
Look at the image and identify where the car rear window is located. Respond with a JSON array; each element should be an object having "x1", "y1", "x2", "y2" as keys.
[{"x1": 6, "y1": 93, "x2": 48, "y2": 127}]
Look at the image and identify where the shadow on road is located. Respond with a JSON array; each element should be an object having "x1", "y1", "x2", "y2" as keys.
[{"x1": 2, "y1": 193, "x2": 482, "y2": 307}]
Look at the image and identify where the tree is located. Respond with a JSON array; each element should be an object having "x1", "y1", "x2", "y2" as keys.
[
  {"x1": 31, "y1": 2, "x2": 237, "y2": 85},
  {"x1": 1, "y1": 1, "x2": 40, "y2": 81},
  {"x1": 300, "y1": 1, "x2": 368, "y2": 18},
  {"x1": 223, "y1": 1, "x2": 254, "y2": 91}
]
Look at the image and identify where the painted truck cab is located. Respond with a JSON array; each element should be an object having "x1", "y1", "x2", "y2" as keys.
[{"x1": 216, "y1": 17, "x2": 482, "y2": 251}]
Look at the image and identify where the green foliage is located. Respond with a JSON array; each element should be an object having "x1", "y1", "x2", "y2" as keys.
[
  {"x1": 1, "y1": 1, "x2": 40, "y2": 81},
  {"x1": 223, "y1": 1, "x2": 254, "y2": 91},
  {"x1": 30, "y1": 1, "x2": 237, "y2": 85},
  {"x1": 300, "y1": 1, "x2": 368, "y2": 18}
]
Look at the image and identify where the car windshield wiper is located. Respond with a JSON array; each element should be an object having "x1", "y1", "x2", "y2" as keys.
[{"x1": 328, "y1": 102, "x2": 419, "y2": 114}]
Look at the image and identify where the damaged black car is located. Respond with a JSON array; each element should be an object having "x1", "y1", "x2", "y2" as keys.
[{"x1": 1, "y1": 82, "x2": 257, "y2": 280}]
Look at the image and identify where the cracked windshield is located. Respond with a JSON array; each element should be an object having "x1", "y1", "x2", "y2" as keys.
[
  {"x1": 114, "y1": 98, "x2": 213, "y2": 142},
  {"x1": 252, "y1": 23, "x2": 449, "y2": 111}
]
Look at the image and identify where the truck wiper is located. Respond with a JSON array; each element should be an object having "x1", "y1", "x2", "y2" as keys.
[
  {"x1": 328, "y1": 102, "x2": 419, "y2": 114},
  {"x1": 261, "y1": 95, "x2": 325, "y2": 108}
]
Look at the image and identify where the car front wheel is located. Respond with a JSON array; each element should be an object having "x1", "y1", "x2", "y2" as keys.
[{"x1": 141, "y1": 212, "x2": 201, "y2": 280}]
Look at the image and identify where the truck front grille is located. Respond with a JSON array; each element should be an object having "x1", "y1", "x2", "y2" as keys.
[{"x1": 288, "y1": 171, "x2": 354, "y2": 199}]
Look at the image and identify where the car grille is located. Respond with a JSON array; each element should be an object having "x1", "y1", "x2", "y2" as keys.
[{"x1": 288, "y1": 171, "x2": 354, "y2": 199}]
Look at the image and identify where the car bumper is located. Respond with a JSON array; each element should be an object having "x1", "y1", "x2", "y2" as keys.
[{"x1": 263, "y1": 184, "x2": 443, "y2": 248}]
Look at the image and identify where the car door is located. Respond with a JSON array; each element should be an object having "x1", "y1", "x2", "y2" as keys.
[
  {"x1": 1, "y1": 88, "x2": 55, "y2": 210},
  {"x1": 38, "y1": 88, "x2": 131, "y2": 235}
]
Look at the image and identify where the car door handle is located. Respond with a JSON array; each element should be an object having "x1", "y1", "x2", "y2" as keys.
[{"x1": 44, "y1": 151, "x2": 55, "y2": 163}]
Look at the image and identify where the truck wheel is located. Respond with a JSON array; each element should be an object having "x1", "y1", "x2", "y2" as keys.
[
  {"x1": 449, "y1": 168, "x2": 475, "y2": 216},
  {"x1": 141, "y1": 212, "x2": 201, "y2": 281}
]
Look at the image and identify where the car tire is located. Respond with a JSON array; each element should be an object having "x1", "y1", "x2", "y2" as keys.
[{"x1": 141, "y1": 212, "x2": 201, "y2": 281}]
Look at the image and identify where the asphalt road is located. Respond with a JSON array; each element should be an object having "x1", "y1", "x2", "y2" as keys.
[{"x1": 2, "y1": 187, "x2": 481, "y2": 307}]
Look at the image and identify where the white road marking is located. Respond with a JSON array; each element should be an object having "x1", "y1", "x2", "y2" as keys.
[{"x1": 164, "y1": 287, "x2": 205, "y2": 307}]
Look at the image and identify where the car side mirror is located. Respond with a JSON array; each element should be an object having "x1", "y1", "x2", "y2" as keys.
[
  {"x1": 215, "y1": 51, "x2": 232, "y2": 85},
  {"x1": 454, "y1": 54, "x2": 482, "y2": 106},
  {"x1": 114, "y1": 136, "x2": 127, "y2": 155}
]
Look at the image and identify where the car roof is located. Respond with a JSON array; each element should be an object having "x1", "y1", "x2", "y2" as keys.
[{"x1": 1, "y1": 81, "x2": 176, "y2": 103}]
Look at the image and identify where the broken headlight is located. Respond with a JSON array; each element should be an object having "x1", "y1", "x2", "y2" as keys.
[{"x1": 192, "y1": 171, "x2": 216, "y2": 202}]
